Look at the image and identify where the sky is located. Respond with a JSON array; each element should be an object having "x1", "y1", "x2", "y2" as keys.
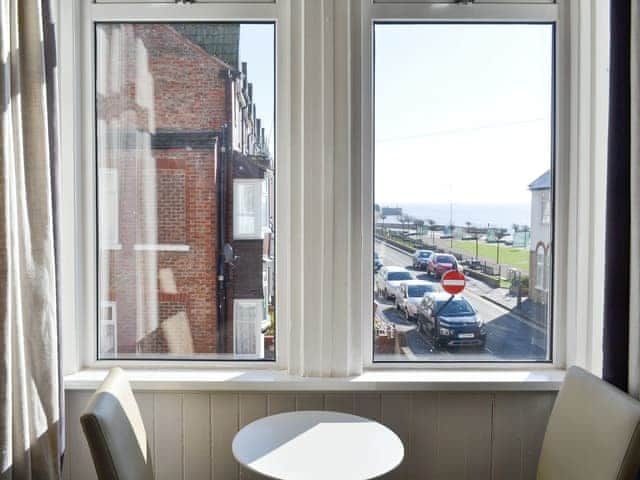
[
  {"x1": 374, "y1": 24, "x2": 553, "y2": 207},
  {"x1": 240, "y1": 24, "x2": 275, "y2": 156}
]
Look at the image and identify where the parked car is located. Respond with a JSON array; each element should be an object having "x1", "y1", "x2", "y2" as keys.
[
  {"x1": 374, "y1": 251, "x2": 383, "y2": 272},
  {"x1": 416, "y1": 292, "x2": 486, "y2": 348},
  {"x1": 395, "y1": 280, "x2": 440, "y2": 320},
  {"x1": 375, "y1": 266, "x2": 413, "y2": 300},
  {"x1": 427, "y1": 254, "x2": 458, "y2": 279},
  {"x1": 411, "y1": 249, "x2": 433, "y2": 270}
]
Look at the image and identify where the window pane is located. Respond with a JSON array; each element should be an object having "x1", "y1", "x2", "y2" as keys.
[
  {"x1": 374, "y1": 23, "x2": 553, "y2": 362},
  {"x1": 96, "y1": 23, "x2": 275, "y2": 360}
]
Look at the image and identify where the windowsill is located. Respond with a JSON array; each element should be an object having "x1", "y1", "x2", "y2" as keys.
[
  {"x1": 133, "y1": 244, "x2": 190, "y2": 252},
  {"x1": 64, "y1": 368, "x2": 565, "y2": 392}
]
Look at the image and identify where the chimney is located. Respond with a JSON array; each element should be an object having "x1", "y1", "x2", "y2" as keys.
[
  {"x1": 241, "y1": 62, "x2": 247, "y2": 91},
  {"x1": 248, "y1": 83, "x2": 253, "y2": 104}
]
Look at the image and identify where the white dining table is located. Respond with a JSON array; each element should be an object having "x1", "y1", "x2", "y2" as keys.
[{"x1": 232, "y1": 410, "x2": 404, "y2": 480}]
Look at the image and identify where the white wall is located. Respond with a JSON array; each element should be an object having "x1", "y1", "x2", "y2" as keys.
[{"x1": 64, "y1": 389, "x2": 556, "y2": 480}]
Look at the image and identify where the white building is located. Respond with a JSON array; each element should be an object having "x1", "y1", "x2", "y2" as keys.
[{"x1": 528, "y1": 170, "x2": 551, "y2": 304}]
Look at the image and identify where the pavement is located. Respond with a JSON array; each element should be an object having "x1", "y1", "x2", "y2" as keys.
[
  {"x1": 463, "y1": 276, "x2": 548, "y2": 329},
  {"x1": 374, "y1": 240, "x2": 549, "y2": 362}
]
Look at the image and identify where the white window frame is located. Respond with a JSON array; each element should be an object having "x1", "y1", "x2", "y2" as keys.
[
  {"x1": 58, "y1": 0, "x2": 608, "y2": 378},
  {"x1": 359, "y1": 1, "x2": 570, "y2": 370},
  {"x1": 60, "y1": 0, "x2": 290, "y2": 371},
  {"x1": 233, "y1": 299, "x2": 265, "y2": 358},
  {"x1": 233, "y1": 178, "x2": 266, "y2": 240}
]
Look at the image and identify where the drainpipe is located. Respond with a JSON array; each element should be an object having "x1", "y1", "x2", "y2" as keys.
[{"x1": 216, "y1": 125, "x2": 229, "y2": 353}]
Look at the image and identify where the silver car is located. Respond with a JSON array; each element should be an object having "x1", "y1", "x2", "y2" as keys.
[
  {"x1": 411, "y1": 250, "x2": 433, "y2": 270},
  {"x1": 375, "y1": 266, "x2": 413, "y2": 300},
  {"x1": 395, "y1": 280, "x2": 441, "y2": 320}
]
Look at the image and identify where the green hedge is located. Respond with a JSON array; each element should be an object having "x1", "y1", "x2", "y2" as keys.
[{"x1": 464, "y1": 269, "x2": 501, "y2": 288}]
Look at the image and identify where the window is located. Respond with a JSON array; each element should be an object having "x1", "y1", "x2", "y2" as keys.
[
  {"x1": 98, "y1": 167, "x2": 119, "y2": 248},
  {"x1": 233, "y1": 299, "x2": 264, "y2": 357},
  {"x1": 233, "y1": 179, "x2": 267, "y2": 240},
  {"x1": 99, "y1": 301, "x2": 117, "y2": 356},
  {"x1": 541, "y1": 190, "x2": 551, "y2": 224},
  {"x1": 96, "y1": 22, "x2": 276, "y2": 360},
  {"x1": 536, "y1": 244, "x2": 546, "y2": 291},
  {"x1": 373, "y1": 23, "x2": 554, "y2": 362}
]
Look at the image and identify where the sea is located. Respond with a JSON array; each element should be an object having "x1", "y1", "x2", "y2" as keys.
[{"x1": 391, "y1": 202, "x2": 531, "y2": 229}]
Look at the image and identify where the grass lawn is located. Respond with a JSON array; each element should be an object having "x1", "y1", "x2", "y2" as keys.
[{"x1": 451, "y1": 240, "x2": 530, "y2": 274}]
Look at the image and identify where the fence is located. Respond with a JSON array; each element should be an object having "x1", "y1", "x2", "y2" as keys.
[{"x1": 378, "y1": 231, "x2": 530, "y2": 291}]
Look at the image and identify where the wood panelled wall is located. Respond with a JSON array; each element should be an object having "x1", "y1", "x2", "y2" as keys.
[{"x1": 64, "y1": 390, "x2": 556, "y2": 480}]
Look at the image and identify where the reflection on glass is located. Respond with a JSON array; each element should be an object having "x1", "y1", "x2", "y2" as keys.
[
  {"x1": 373, "y1": 24, "x2": 553, "y2": 362},
  {"x1": 96, "y1": 23, "x2": 275, "y2": 360}
]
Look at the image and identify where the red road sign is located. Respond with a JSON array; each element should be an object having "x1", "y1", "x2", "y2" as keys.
[{"x1": 441, "y1": 270, "x2": 466, "y2": 295}]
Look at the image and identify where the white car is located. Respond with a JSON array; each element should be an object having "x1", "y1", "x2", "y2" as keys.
[
  {"x1": 375, "y1": 266, "x2": 413, "y2": 300},
  {"x1": 395, "y1": 280, "x2": 441, "y2": 320}
]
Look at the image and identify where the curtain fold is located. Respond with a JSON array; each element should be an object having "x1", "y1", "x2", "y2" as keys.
[
  {"x1": 0, "y1": 0, "x2": 61, "y2": 479},
  {"x1": 629, "y1": 0, "x2": 640, "y2": 398},
  {"x1": 603, "y1": 0, "x2": 640, "y2": 397}
]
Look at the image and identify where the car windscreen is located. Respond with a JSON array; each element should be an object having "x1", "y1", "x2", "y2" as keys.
[
  {"x1": 418, "y1": 251, "x2": 431, "y2": 257},
  {"x1": 408, "y1": 285, "x2": 435, "y2": 297},
  {"x1": 387, "y1": 272, "x2": 412, "y2": 281},
  {"x1": 436, "y1": 255, "x2": 455, "y2": 263},
  {"x1": 436, "y1": 299, "x2": 474, "y2": 316}
]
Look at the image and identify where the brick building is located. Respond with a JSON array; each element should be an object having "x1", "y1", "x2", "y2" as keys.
[{"x1": 97, "y1": 23, "x2": 274, "y2": 358}]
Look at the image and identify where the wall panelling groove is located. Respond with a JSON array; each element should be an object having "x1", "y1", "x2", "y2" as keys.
[{"x1": 63, "y1": 390, "x2": 556, "y2": 480}]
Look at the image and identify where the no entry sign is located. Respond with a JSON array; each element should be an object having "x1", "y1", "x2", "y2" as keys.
[{"x1": 441, "y1": 270, "x2": 466, "y2": 295}]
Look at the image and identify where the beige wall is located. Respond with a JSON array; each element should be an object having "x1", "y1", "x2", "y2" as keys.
[{"x1": 64, "y1": 389, "x2": 556, "y2": 480}]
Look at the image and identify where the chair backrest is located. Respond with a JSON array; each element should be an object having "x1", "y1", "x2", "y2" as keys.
[
  {"x1": 80, "y1": 368, "x2": 154, "y2": 480},
  {"x1": 537, "y1": 366, "x2": 640, "y2": 480}
]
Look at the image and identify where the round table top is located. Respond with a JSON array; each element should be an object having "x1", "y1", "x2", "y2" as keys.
[{"x1": 232, "y1": 410, "x2": 404, "y2": 480}]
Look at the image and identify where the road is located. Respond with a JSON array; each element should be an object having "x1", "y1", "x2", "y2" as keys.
[{"x1": 375, "y1": 240, "x2": 548, "y2": 361}]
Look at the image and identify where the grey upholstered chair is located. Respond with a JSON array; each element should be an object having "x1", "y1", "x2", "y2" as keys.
[
  {"x1": 537, "y1": 366, "x2": 640, "y2": 479},
  {"x1": 81, "y1": 368, "x2": 155, "y2": 480}
]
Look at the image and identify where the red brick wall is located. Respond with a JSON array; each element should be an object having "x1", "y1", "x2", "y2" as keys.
[{"x1": 99, "y1": 24, "x2": 231, "y2": 355}]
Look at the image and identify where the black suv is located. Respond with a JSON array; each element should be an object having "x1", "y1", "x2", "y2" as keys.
[{"x1": 416, "y1": 292, "x2": 486, "y2": 348}]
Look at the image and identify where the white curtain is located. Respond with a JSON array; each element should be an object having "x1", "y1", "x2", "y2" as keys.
[
  {"x1": 286, "y1": 0, "x2": 362, "y2": 377},
  {"x1": 629, "y1": 0, "x2": 640, "y2": 398},
  {"x1": 0, "y1": 0, "x2": 61, "y2": 478}
]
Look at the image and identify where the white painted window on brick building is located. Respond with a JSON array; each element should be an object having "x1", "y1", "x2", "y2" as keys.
[
  {"x1": 233, "y1": 299, "x2": 263, "y2": 357},
  {"x1": 233, "y1": 178, "x2": 266, "y2": 240}
]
